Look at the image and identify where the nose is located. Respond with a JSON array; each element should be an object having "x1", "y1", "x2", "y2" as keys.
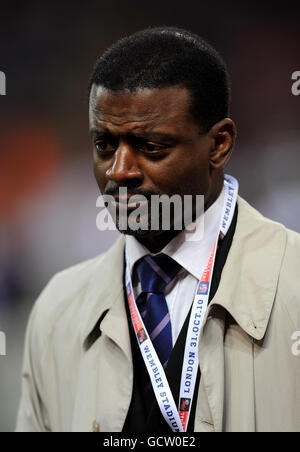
[{"x1": 106, "y1": 142, "x2": 143, "y2": 185}]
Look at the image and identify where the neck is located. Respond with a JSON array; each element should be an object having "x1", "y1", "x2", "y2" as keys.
[{"x1": 137, "y1": 229, "x2": 184, "y2": 254}]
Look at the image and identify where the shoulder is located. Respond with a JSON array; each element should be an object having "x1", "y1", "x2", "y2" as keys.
[
  {"x1": 239, "y1": 193, "x2": 300, "y2": 266},
  {"x1": 237, "y1": 196, "x2": 300, "y2": 328},
  {"x1": 28, "y1": 234, "x2": 125, "y2": 349},
  {"x1": 281, "y1": 226, "x2": 300, "y2": 282},
  {"x1": 285, "y1": 227, "x2": 300, "y2": 252},
  {"x1": 277, "y1": 227, "x2": 300, "y2": 329},
  {"x1": 28, "y1": 254, "x2": 102, "y2": 349},
  {"x1": 238, "y1": 198, "x2": 300, "y2": 329}
]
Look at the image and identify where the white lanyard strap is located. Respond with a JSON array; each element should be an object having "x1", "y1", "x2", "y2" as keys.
[
  {"x1": 178, "y1": 175, "x2": 238, "y2": 429},
  {"x1": 125, "y1": 174, "x2": 238, "y2": 432}
]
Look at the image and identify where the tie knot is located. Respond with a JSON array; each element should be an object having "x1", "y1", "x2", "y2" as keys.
[{"x1": 135, "y1": 253, "x2": 182, "y2": 294}]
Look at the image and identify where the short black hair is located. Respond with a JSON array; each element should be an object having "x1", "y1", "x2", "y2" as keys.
[{"x1": 88, "y1": 26, "x2": 230, "y2": 131}]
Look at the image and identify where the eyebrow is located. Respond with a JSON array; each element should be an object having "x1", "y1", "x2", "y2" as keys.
[{"x1": 89, "y1": 128, "x2": 179, "y2": 142}]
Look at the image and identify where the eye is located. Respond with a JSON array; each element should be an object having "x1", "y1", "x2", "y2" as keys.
[
  {"x1": 141, "y1": 142, "x2": 168, "y2": 153},
  {"x1": 94, "y1": 140, "x2": 116, "y2": 153}
]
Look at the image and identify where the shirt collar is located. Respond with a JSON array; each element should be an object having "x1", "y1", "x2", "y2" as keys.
[{"x1": 126, "y1": 186, "x2": 225, "y2": 280}]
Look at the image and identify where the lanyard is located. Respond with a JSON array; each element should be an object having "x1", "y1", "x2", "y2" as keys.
[{"x1": 125, "y1": 175, "x2": 238, "y2": 432}]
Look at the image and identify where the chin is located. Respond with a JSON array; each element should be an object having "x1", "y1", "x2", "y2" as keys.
[
  {"x1": 119, "y1": 226, "x2": 164, "y2": 239},
  {"x1": 114, "y1": 213, "x2": 185, "y2": 239}
]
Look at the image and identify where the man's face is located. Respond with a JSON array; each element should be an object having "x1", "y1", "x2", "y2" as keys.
[{"x1": 89, "y1": 85, "x2": 214, "y2": 238}]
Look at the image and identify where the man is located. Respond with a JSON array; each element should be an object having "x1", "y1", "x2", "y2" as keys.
[{"x1": 16, "y1": 27, "x2": 300, "y2": 432}]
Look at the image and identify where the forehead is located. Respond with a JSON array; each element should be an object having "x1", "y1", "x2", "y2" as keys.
[{"x1": 89, "y1": 85, "x2": 192, "y2": 131}]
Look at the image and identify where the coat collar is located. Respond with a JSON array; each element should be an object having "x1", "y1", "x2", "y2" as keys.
[
  {"x1": 80, "y1": 195, "x2": 287, "y2": 352},
  {"x1": 78, "y1": 234, "x2": 129, "y2": 355},
  {"x1": 209, "y1": 196, "x2": 287, "y2": 340}
]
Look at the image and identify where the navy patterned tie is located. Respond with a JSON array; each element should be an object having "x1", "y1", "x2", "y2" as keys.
[{"x1": 135, "y1": 253, "x2": 182, "y2": 369}]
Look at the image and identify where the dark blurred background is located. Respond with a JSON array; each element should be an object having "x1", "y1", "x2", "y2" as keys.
[{"x1": 0, "y1": 0, "x2": 299, "y2": 431}]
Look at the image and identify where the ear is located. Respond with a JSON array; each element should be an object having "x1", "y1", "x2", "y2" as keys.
[{"x1": 208, "y1": 118, "x2": 237, "y2": 170}]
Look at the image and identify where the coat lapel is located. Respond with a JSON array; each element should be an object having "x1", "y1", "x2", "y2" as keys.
[
  {"x1": 78, "y1": 234, "x2": 129, "y2": 356},
  {"x1": 72, "y1": 234, "x2": 133, "y2": 431}
]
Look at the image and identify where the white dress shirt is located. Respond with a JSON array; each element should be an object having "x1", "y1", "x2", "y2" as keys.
[{"x1": 125, "y1": 186, "x2": 225, "y2": 346}]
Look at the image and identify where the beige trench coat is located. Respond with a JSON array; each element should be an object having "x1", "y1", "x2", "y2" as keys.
[{"x1": 15, "y1": 196, "x2": 300, "y2": 432}]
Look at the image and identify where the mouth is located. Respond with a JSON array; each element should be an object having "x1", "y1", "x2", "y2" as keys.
[{"x1": 112, "y1": 197, "x2": 149, "y2": 211}]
